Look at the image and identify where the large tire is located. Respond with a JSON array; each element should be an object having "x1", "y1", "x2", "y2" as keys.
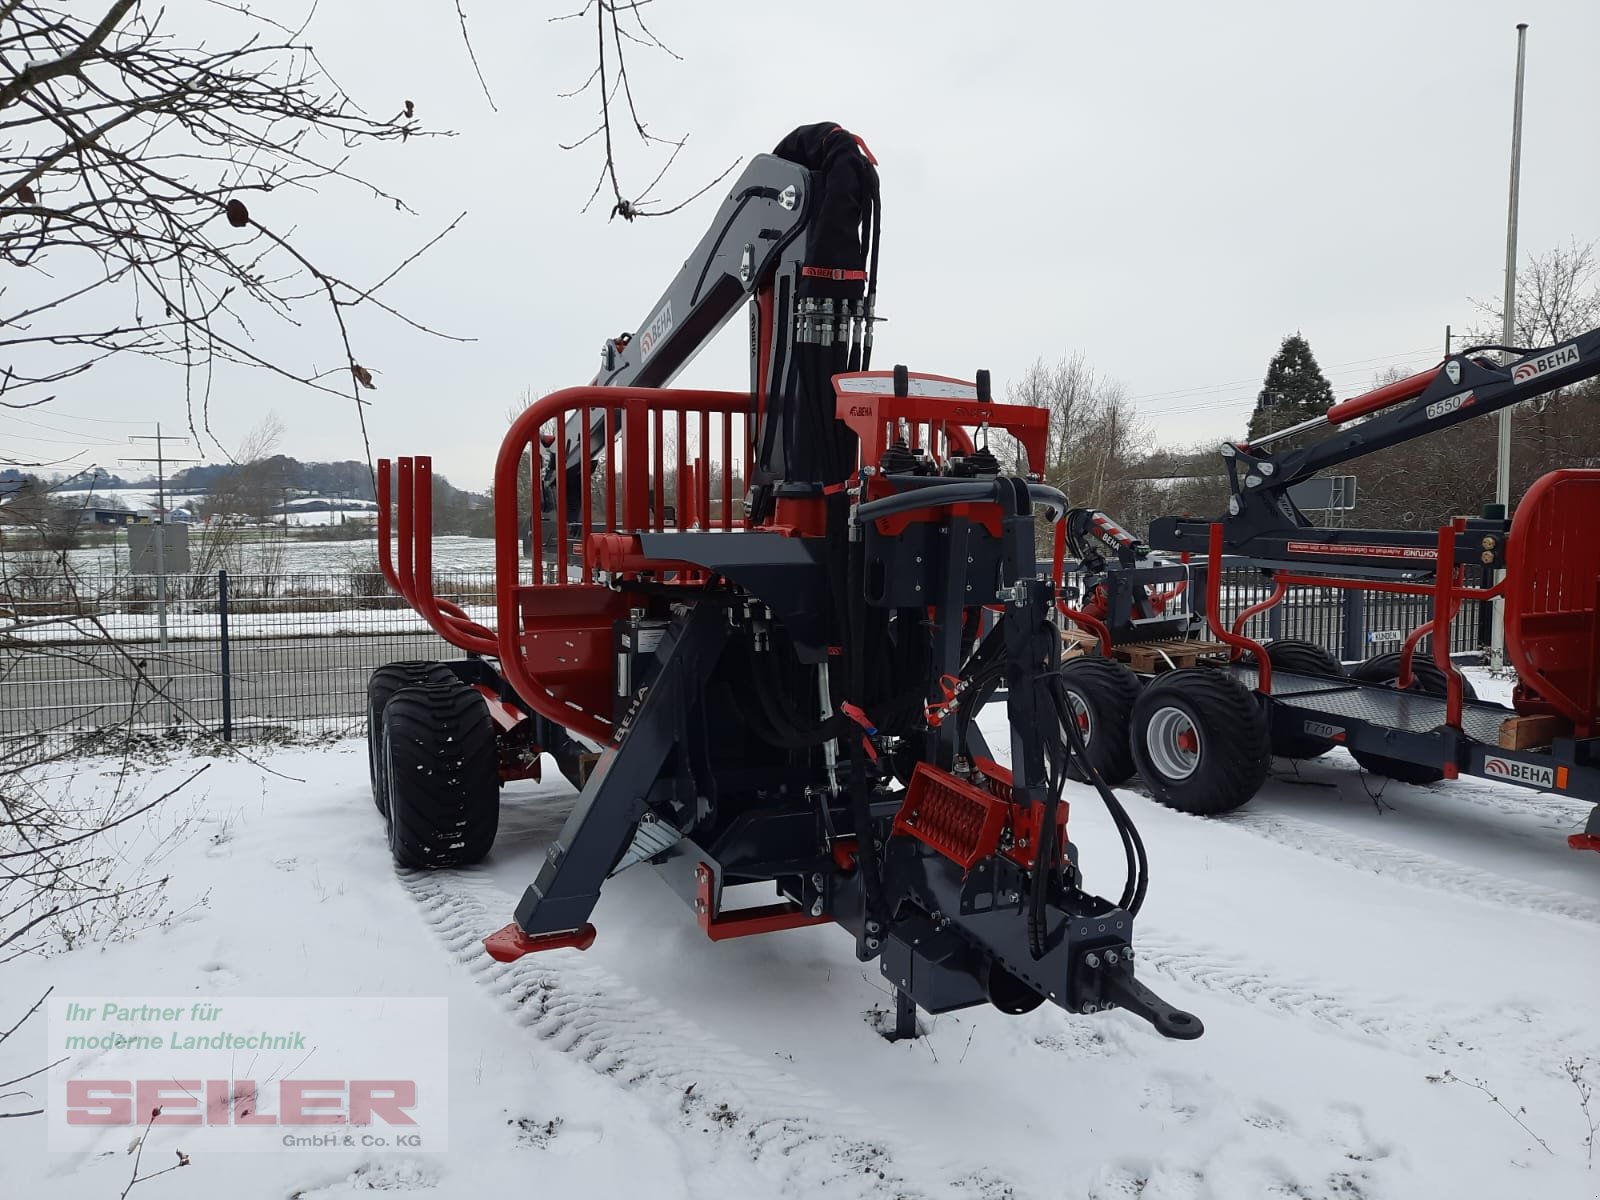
[
  {"x1": 1346, "y1": 652, "x2": 1478, "y2": 785},
  {"x1": 367, "y1": 661, "x2": 456, "y2": 815},
  {"x1": 1130, "y1": 668, "x2": 1269, "y2": 815},
  {"x1": 1265, "y1": 639, "x2": 1347, "y2": 759},
  {"x1": 1057, "y1": 656, "x2": 1141, "y2": 786},
  {"x1": 383, "y1": 680, "x2": 499, "y2": 868}
]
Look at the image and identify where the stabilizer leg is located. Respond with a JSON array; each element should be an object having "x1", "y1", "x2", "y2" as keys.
[
  {"x1": 502, "y1": 604, "x2": 730, "y2": 945},
  {"x1": 884, "y1": 987, "x2": 919, "y2": 1042}
]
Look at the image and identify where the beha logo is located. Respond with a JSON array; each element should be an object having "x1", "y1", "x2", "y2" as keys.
[
  {"x1": 1482, "y1": 755, "x2": 1555, "y2": 789},
  {"x1": 1510, "y1": 343, "x2": 1579, "y2": 383},
  {"x1": 638, "y1": 301, "x2": 674, "y2": 362}
]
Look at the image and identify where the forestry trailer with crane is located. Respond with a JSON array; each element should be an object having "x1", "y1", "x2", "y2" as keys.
[{"x1": 367, "y1": 124, "x2": 1201, "y2": 1041}]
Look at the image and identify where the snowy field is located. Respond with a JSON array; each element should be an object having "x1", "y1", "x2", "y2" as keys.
[
  {"x1": 52, "y1": 490, "x2": 379, "y2": 529},
  {"x1": 56, "y1": 534, "x2": 499, "y2": 577},
  {"x1": 4, "y1": 676, "x2": 1599, "y2": 1199},
  {"x1": 46, "y1": 533, "x2": 650, "y2": 583}
]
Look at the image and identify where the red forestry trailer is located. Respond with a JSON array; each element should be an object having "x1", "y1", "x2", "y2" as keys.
[
  {"x1": 366, "y1": 125, "x2": 1200, "y2": 1041},
  {"x1": 1046, "y1": 327, "x2": 1600, "y2": 849}
]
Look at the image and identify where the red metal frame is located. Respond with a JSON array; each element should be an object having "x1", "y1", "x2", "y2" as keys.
[
  {"x1": 833, "y1": 372, "x2": 1049, "y2": 477},
  {"x1": 482, "y1": 378, "x2": 1019, "y2": 746},
  {"x1": 411, "y1": 457, "x2": 497, "y2": 654},
  {"x1": 1502, "y1": 469, "x2": 1600, "y2": 737},
  {"x1": 1203, "y1": 523, "x2": 1273, "y2": 692},
  {"x1": 378, "y1": 456, "x2": 495, "y2": 654},
  {"x1": 693, "y1": 862, "x2": 828, "y2": 941},
  {"x1": 971, "y1": 757, "x2": 1069, "y2": 872},
  {"x1": 493, "y1": 386, "x2": 751, "y2": 744},
  {"x1": 1230, "y1": 579, "x2": 1287, "y2": 639},
  {"x1": 1203, "y1": 518, "x2": 1510, "y2": 747}
]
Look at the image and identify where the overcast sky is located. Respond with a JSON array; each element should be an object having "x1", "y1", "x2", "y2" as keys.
[{"x1": 9, "y1": 0, "x2": 1599, "y2": 492}]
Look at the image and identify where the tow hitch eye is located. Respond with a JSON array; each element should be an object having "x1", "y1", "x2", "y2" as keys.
[{"x1": 1074, "y1": 946, "x2": 1203, "y2": 1040}]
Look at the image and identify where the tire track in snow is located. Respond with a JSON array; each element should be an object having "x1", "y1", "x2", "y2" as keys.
[
  {"x1": 1134, "y1": 929, "x2": 1592, "y2": 1069},
  {"x1": 1220, "y1": 807, "x2": 1600, "y2": 926},
  {"x1": 1117, "y1": 776, "x2": 1600, "y2": 926},
  {"x1": 1132, "y1": 933, "x2": 1394, "y2": 1045},
  {"x1": 400, "y1": 869, "x2": 1025, "y2": 1200}
]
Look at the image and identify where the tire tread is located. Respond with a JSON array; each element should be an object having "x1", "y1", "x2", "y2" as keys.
[
  {"x1": 1058, "y1": 656, "x2": 1141, "y2": 785},
  {"x1": 1131, "y1": 668, "x2": 1269, "y2": 815},
  {"x1": 384, "y1": 681, "x2": 498, "y2": 868},
  {"x1": 1265, "y1": 639, "x2": 1346, "y2": 759}
]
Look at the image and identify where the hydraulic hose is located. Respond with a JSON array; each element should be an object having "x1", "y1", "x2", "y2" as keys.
[
  {"x1": 846, "y1": 530, "x2": 887, "y2": 931},
  {"x1": 1028, "y1": 698, "x2": 1069, "y2": 959},
  {"x1": 1048, "y1": 672, "x2": 1148, "y2": 916},
  {"x1": 747, "y1": 649, "x2": 851, "y2": 748},
  {"x1": 855, "y1": 480, "x2": 1068, "y2": 527}
]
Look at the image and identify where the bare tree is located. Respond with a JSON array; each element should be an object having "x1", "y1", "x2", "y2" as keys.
[
  {"x1": 191, "y1": 411, "x2": 287, "y2": 577},
  {"x1": 1470, "y1": 239, "x2": 1600, "y2": 353},
  {"x1": 1335, "y1": 249, "x2": 1600, "y2": 530},
  {"x1": 0, "y1": 1, "x2": 463, "y2": 464},
  {"x1": 1007, "y1": 353, "x2": 1147, "y2": 514}
]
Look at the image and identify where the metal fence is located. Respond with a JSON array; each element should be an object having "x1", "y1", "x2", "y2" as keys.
[
  {"x1": 1216, "y1": 571, "x2": 1488, "y2": 662},
  {"x1": 1, "y1": 571, "x2": 493, "y2": 747},
  {"x1": 0, "y1": 565, "x2": 1488, "y2": 747}
]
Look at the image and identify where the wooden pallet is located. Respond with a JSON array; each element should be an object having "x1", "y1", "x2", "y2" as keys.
[
  {"x1": 1497, "y1": 712, "x2": 1572, "y2": 751},
  {"x1": 1061, "y1": 628, "x2": 1230, "y2": 671},
  {"x1": 1112, "y1": 639, "x2": 1231, "y2": 672},
  {"x1": 1062, "y1": 629, "x2": 1101, "y2": 660}
]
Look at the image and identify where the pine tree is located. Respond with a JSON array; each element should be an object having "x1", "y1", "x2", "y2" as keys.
[{"x1": 1246, "y1": 333, "x2": 1337, "y2": 446}]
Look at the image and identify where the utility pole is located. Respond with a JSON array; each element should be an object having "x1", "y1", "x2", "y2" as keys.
[
  {"x1": 123, "y1": 424, "x2": 198, "y2": 723},
  {"x1": 1491, "y1": 21, "x2": 1529, "y2": 667}
]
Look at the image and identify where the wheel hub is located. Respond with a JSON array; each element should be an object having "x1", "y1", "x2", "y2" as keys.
[
  {"x1": 1146, "y1": 705, "x2": 1201, "y2": 780},
  {"x1": 1064, "y1": 690, "x2": 1092, "y2": 745}
]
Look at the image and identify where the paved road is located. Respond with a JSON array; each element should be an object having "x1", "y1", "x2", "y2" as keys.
[
  {"x1": 2, "y1": 598, "x2": 1484, "y2": 743},
  {"x1": 1, "y1": 628, "x2": 461, "y2": 740}
]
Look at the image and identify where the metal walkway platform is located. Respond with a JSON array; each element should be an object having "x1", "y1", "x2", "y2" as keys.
[{"x1": 1226, "y1": 665, "x2": 1508, "y2": 746}]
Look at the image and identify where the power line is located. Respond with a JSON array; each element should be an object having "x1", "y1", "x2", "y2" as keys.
[
  {"x1": 2, "y1": 409, "x2": 149, "y2": 426},
  {"x1": 2, "y1": 412, "x2": 130, "y2": 443},
  {"x1": 2, "y1": 429, "x2": 124, "y2": 447},
  {"x1": 1132, "y1": 355, "x2": 1445, "y2": 421},
  {"x1": 1122, "y1": 344, "x2": 1439, "y2": 405},
  {"x1": 121, "y1": 425, "x2": 199, "y2": 520}
]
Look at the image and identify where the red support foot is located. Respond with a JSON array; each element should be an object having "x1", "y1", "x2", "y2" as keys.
[
  {"x1": 1568, "y1": 834, "x2": 1600, "y2": 854},
  {"x1": 484, "y1": 922, "x2": 597, "y2": 962}
]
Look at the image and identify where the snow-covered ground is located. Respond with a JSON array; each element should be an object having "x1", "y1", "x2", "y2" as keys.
[{"x1": 4, "y1": 680, "x2": 1599, "y2": 1199}]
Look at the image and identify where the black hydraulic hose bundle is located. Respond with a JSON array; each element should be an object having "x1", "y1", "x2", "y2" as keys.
[
  {"x1": 855, "y1": 481, "x2": 1069, "y2": 528},
  {"x1": 1027, "y1": 689, "x2": 1070, "y2": 959},
  {"x1": 845, "y1": 528, "x2": 888, "y2": 936},
  {"x1": 1023, "y1": 668, "x2": 1148, "y2": 959},
  {"x1": 1048, "y1": 670, "x2": 1148, "y2": 916}
]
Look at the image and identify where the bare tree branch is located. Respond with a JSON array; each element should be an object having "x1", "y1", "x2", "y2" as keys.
[
  {"x1": 0, "y1": 1, "x2": 460, "y2": 478},
  {"x1": 550, "y1": 1, "x2": 732, "y2": 222}
]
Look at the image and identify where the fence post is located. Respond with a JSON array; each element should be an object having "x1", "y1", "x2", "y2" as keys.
[
  {"x1": 1340, "y1": 588, "x2": 1365, "y2": 664},
  {"x1": 1267, "y1": 597, "x2": 1283, "y2": 643},
  {"x1": 1476, "y1": 563, "x2": 1494, "y2": 651},
  {"x1": 218, "y1": 569, "x2": 233, "y2": 742}
]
